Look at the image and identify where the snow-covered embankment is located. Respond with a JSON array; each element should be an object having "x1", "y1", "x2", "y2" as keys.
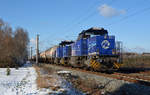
[{"x1": 0, "y1": 65, "x2": 40, "y2": 95}]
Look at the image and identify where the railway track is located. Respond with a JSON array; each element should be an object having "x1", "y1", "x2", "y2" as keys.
[
  {"x1": 42, "y1": 63, "x2": 150, "y2": 87},
  {"x1": 112, "y1": 73, "x2": 150, "y2": 86}
]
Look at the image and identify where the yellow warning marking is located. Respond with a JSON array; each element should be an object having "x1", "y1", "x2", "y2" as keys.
[
  {"x1": 92, "y1": 60, "x2": 96, "y2": 68},
  {"x1": 61, "y1": 59, "x2": 65, "y2": 65},
  {"x1": 95, "y1": 62, "x2": 100, "y2": 69},
  {"x1": 113, "y1": 63, "x2": 121, "y2": 69},
  {"x1": 93, "y1": 62, "x2": 96, "y2": 68},
  {"x1": 90, "y1": 60, "x2": 95, "y2": 67},
  {"x1": 93, "y1": 62, "x2": 97, "y2": 69},
  {"x1": 93, "y1": 62, "x2": 97, "y2": 68},
  {"x1": 90, "y1": 59, "x2": 101, "y2": 70}
]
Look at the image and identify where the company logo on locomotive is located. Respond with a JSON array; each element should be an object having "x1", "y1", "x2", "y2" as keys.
[{"x1": 101, "y1": 40, "x2": 110, "y2": 49}]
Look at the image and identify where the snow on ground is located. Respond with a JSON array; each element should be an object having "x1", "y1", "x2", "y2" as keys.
[
  {"x1": 0, "y1": 63, "x2": 49, "y2": 95},
  {"x1": 0, "y1": 63, "x2": 86, "y2": 95}
]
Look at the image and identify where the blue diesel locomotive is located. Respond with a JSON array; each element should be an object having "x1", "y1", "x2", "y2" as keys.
[{"x1": 38, "y1": 27, "x2": 122, "y2": 71}]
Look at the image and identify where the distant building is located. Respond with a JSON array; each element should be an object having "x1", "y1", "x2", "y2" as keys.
[
  {"x1": 142, "y1": 53, "x2": 150, "y2": 56},
  {"x1": 123, "y1": 52, "x2": 139, "y2": 58}
]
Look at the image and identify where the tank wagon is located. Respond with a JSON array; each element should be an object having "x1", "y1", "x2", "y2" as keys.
[
  {"x1": 37, "y1": 27, "x2": 122, "y2": 71},
  {"x1": 39, "y1": 45, "x2": 58, "y2": 63}
]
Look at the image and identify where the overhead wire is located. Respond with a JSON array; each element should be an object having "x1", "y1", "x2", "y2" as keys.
[
  {"x1": 41, "y1": 0, "x2": 135, "y2": 50},
  {"x1": 63, "y1": 0, "x2": 102, "y2": 28},
  {"x1": 41, "y1": 0, "x2": 118, "y2": 47},
  {"x1": 63, "y1": 0, "x2": 105, "y2": 35},
  {"x1": 100, "y1": 0, "x2": 150, "y2": 26},
  {"x1": 76, "y1": 0, "x2": 118, "y2": 25},
  {"x1": 39, "y1": 0, "x2": 140, "y2": 50},
  {"x1": 73, "y1": 0, "x2": 118, "y2": 28},
  {"x1": 63, "y1": 0, "x2": 118, "y2": 40}
]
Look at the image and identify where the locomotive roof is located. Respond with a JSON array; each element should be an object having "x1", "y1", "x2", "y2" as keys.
[
  {"x1": 59, "y1": 40, "x2": 74, "y2": 46},
  {"x1": 77, "y1": 27, "x2": 108, "y2": 40},
  {"x1": 80, "y1": 27, "x2": 108, "y2": 35}
]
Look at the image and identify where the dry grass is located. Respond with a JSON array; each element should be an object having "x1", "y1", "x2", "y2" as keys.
[
  {"x1": 122, "y1": 56, "x2": 150, "y2": 68},
  {"x1": 34, "y1": 65, "x2": 60, "y2": 89},
  {"x1": 41, "y1": 65, "x2": 54, "y2": 74},
  {"x1": 36, "y1": 76, "x2": 51, "y2": 88},
  {"x1": 34, "y1": 65, "x2": 52, "y2": 89}
]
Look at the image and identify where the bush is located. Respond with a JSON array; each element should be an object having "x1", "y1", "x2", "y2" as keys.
[{"x1": 6, "y1": 67, "x2": 11, "y2": 75}]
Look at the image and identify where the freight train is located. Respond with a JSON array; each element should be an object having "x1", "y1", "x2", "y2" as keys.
[{"x1": 34, "y1": 27, "x2": 122, "y2": 71}]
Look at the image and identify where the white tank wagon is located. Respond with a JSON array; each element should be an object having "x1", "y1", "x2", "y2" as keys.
[{"x1": 39, "y1": 45, "x2": 58, "y2": 63}]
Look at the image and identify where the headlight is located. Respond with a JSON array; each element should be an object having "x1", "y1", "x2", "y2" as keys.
[{"x1": 112, "y1": 49, "x2": 115, "y2": 54}]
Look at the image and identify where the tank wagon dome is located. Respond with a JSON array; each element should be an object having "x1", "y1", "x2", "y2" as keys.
[{"x1": 45, "y1": 45, "x2": 58, "y2": 52}]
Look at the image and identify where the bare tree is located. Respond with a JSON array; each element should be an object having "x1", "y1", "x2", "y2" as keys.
[
  {"x1": 0, "y1": 19, "x2": 29, "y2": 67},
  {"x1": 13, "y1": 28, "x2": 29, "y2": 65}
]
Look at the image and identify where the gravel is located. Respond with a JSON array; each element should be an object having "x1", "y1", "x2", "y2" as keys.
[{"x1": 45, "y1": 64, "x2": 150, "y2": 95}]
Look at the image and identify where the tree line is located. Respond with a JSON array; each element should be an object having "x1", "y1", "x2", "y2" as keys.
[{"x1": 0, "y1": 19, "x2": 29, "y2": 67}]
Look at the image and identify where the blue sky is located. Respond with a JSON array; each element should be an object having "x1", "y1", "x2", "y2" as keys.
[{"x1": 0, "y1": 0, "x2": 150, "y2": 53}]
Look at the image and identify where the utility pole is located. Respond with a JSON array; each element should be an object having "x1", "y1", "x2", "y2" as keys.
[
  {"x1": 30, "y1": 46, "x2": 32, "y2": 60},
  {"x1": 116, "y1": 41, "x2": 123, "y2": 63},
  {"x1": 36, "y1": 34, "x2": 39, "y2": 65}
]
